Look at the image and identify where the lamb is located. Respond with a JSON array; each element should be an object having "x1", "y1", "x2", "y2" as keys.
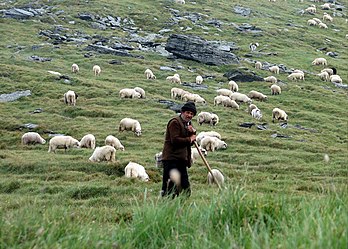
[
  {"x1": 323, "y1": 13, "x2": 333, "y2": 22},
  {"x1": 166, "y1": 75, "x2": 181, "y2": 84},
  {"x1": 182, "y1": 93, "x2": 206, "y2": 104},
  {"x1": 330, "y1": 75, "x2": 342, "y2": 84},
  {"x1": 321, "y1": 68, "x2": 334, "y2": 76},
  {"x1": 200, "y1": 136, "x2": 227, "y2": 152},
  {"x1": 144, "y1": 69, "x2": 156, "y2": 80},
  {"x1": 248, "y1": 90, "x2": 268, "y2": 101},
  {"x1": 228, "y1": 80, "x2": 239, "y2": 92},
  {"x1": 307, "y1": 19, "x2": 318, "y2": 26},
  {"x1": 318, "y1": 23, "x2": 328, "y2": 29},
  {"x1": 196, "y1": 75, "x2": 203, "y2": 84},
  {"x1": 248, "y1": 104, "x2": 258, "y2": 114},
  {"x1": 124, "y1": 162, "x2": 149, "y2": 181},
  {"x1": 312, "y1": 18, "x2": 322, "y2": 24},
  {"x1": 207, "y1": 169, "x2": 224, "y2": 186},
  {"x1": 214, "y1": 95, "x2": 239, "y2": 109},
  {"x1": 230, "y1": 92, "x2": 252, "y2": 104},
  {"x1": 272, "y1": 108, "x2": 288, "y2": 123},
  {"x1": 48, "y1": 135, "x2": 80, "y2": 153},
  {"x1": 171, "y1": 87, "x2": 189, "y2": 100},
  {"x1": 71, "y1": 63, "x2": 79, "y2": 73},
  {"x1": 119, "y1": 88, "x2": 141, "y2": 99},
  {"x1": 287, "y1": 72, "x2": 305, "y2": 81},
  {"x1": 93, "y1": 65, "x2": 101, "y2": 76},
  {"x1": 249, "y1": 42, "x2": 259, "y2": 52},
  {"x1": 196, "y1": 131, "x2": 222, "y2": 145},
  {"x1": 197, "y1": 112, "x2": 219, "y2": 126},
  {"x1": 269, "y1": 65, "x2": 280, "y2": 74},
  {"x1": 305, "y1": 6, "x2": 316, "y2": 14},
  {"x1": 271, "y1": 84, "x2": 281, "y2": 95},
  {"x1": 216, "y1": 88, "x2": 233, "y2": 98},
  {"x1": 251, "y1": 108, "x2": 263, "y2": 120},
  {"x1": 255, "y1": 61, "x2": 262, "y2": 70},
  {"x1": 191, "y1": 147, "x2": 208, "y2": 164},
  {"x1": 89, "y1": 145, "x2": 116, "y2": 162},
  {"x1": 21, "y1": 132, "x2": 46, "y2": 145},
  {"x1": 264, "y1": 76, "x2": 278, "y2": 84},
  {"x1": 79, "y1": 134, "x2": 96, "y2": 149},
  {"x1": 317, "y1": 71, "x2": 330, "y2": 81},
  {"x1": 312, "y1": 58, "x2": 327, "y2": 66},
  {"x1": 64, "y1": 90, "x2": 78, "y2": 106},
  {"x1": 134, "y1": 87, "x2": 146, "y2": 99},
  {"x1": 119, "y1": 118, "x2": 142, "y2": 136},
  {"x1": 105, "y1": 135, "x2": 125, "y2": 151}
]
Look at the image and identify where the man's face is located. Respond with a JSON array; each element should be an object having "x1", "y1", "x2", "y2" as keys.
[{"x1": 181, "y1": 111, "x2": 195, "y2": 122}]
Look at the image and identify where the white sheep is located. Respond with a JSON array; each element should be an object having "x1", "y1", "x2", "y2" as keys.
[
  {"x1": 293, "y1": 69, "x2": 304, "y2": 75},
  {"x1": 330, "y1": 75, "x2": 342, "y2": 84},
  {"x1": 269, "y1": 65, "x2": 280, "y2": 74},
  {"x1": 248, "y1": 90, "x2": 268, "y2": 101},
  {"x1": 307, "y1": 19, "x2": 318, "y2": 26},
  {"x1": 312, "y1": 18, "x2": 322, "y2": 24},
  {"x1": 230, "y1": 92, "x2": 252, "y2": 104},
  {"x1": 182, "y1": 93, "x2": 206, "y2": 104},
  {"x1": 21, "y1": 132, "x2": 46, "y2": 145},
  {"x1": 305, "y1": 6, "x2": 316, "y2": 14},
  {"x1": 134, "y1": 87, "x2": 146, "y2": 99},
  {"x1": 200, "y1": 136, "x2": 227, "y2": 152},
  {"x1": 287, "y1": 72, "x2": 305, "y2": 81},
  {"x1": 248, "y1": 103, "x2": 258, "y2": 114},
  {"x1": 89, "y1": 145, "x2": 116, "y2": 162},
  {"x1": 80, "y1": 134, "x2": 96, "y2": 149},
  {"x1": 272, "y1": 108, "x2": 288, "y2": 123},
  {"x1": 155, "y1": 152, "x2": 163, "y2": 168},
  {"x1": 207, "y1": 169, "x2": 224, "y2": 186},
  {"x1": 255, "y1": 61, "x2": 262, "y2": 70},
  {"x1": 214, "y1": 95, "x2": 239, "y2": 109},
  {"x1": 166, "y1": 75, "x2": 181, "y2": 84},
  {"x1": 196, "y1": 131, "x2": 222, "y2": 145},
  {"x1": 321, "y1": 68, "x2": 334, "y2": 76},
  {"x1": 105, "y1": 135, "x2": 125, "y2": 151},
  {"x1": 196, "y1": 75, "x2": 203, "y2": 84},
  {"x1": 64, "y1": 90, "x2": 78, "y2": 106},
  {"x1": 251, "y1": 108, "x2": 263, "y2": 120},
  {"x1": 191, "y1": 147, "x2": 208, "y2": 164},
  {"x1": 171, "y1": 87, "x2": 189, "y2": 100},
  {"x1": 119, "y1": 88, "x2": 141, "y2": 99},
  {"x1": 320, "y1": 3, "x2": 331, "y2": 10},
  {"x1": 264, "y1": 76, "x2": 278, "y2": 84},
  {"x1": 144, "y1": 69, "x2": 156, "y2": 80},
  {"x1": 124, "y1": 162, "x2": 149, "y2": 181},
  {"x1": 249, "y1": 42, "x2": 259, "y2": 52},
  {"x1": 312, "y1": 58, "x2": 327, "y2": 66},
  {"x1": 216, "y1": 88, "x2": 233, "y2": 98},
  {"x1": 93, "y1": 65, "x2": 101, "y2": 76},
  {"x1": 197, "y1": 112, "x2": 219, "y2": 126},
  {"x1": 175, "y1": 0, "x2": 185, "y2": 4},
  {"x1": 271, "y1": 84, "x2": 281, "y2": 95},
  {"x1": 228, "y1": 80, "x2": 239, "y2": 92},
  {"x1": 323, "y1": 13, "x2": 333, "y2": 22},
  {"x1": 317, "y1": 71, "x2": 330, "y2": 81},
  {"x1": 48, "y1": 135, "x2": 80, "y2": 153},
  {"x1": 318, "y1": 23, "x2": 328, "y2": 29},
  {"x1": 119, "y1": 118, "x2": 142, "y2": 136},
  {"x1": 71, "y1": 63, "x2": 79, "y2": 73}
]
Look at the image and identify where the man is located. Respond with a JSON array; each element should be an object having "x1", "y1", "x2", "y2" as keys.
[{"x1": 161, "y1": 102, "x2": 197, "y2": 198}]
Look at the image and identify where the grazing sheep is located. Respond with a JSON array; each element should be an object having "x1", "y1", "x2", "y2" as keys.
[
  {"x1": 208, "y1": 169, "x2": 224, "y2": 186},
  {"x1": 171, "y1": 87, "x2": 189, "y2": 100},
  {"x1": 93, "y1": 65, "x2": 101, "y2": 76},
  {"x1": 21, "y1": 132, "x2": 46, "y2": 145},
  {"x1": 249, "y1": 42, "x2": 259, "y2": 52},
  {"x1": 48, "y1": 135, "x2": 80, "y2": 153},
  {"x1": 228, "y1": 80, "x2": 239, "y2": 92},
  {"x1": 89, "y1": 145, "x2": 116, "y2": 162},
  {"x1": 214, "y1": 95, "x2": 239, "y2": 109},
  {"x1": 307, "y1": 19, "x2": 318, "y2": 26},
  {"x1": 144, "y1": 69, "x2": 156, "y2": 80},
  {"x1": 166, "y1": 75, "x2": 181, "y2": 84},
  {"x1": 293, "y1": 69, "x2": 304, "y2": 75},
  {"x1": 64, "y1": 90, "x2": 78, "y2": 106},
  {"x1": 191, "y1": 147, "x2": 208, "y2": 164},
  {"x1": 124, "y1": 162, "x2": 149, "y2": 181},
  {"x1": 197, "y1": 112, "x2": 219, "y2": 126},
  {"x1": 269, "y1": 65, "x2": 280, "y2": 74},
  {"x1": 200, "y1": 136, "x2": 227, "y2": 152},
  {"x1": 271, "y1": 84, "x2": 281, "y2": 95},
  {"x1": 305, "y1": 6, "x2": 316, "y2": 14},
  {"x1": 321, "y1": 68, "x2": 334, "y2": 76},
  {"x1": 71, "y1": 63, "x2": 79, "y2": 73},
  {"x1": 175, "y1": 0, "x2": 185, "y2": 4},
  {"x1": 119, "y1": 88, "x2": 141, "y2": 99},
  {"x1": 230, "y1": 92, "x2": 252, "y2": 104},
  {"x1": 216, "y1": 88, "x2": 233, "y2": 98},
  {"x1": 272, "y1": 108, "x2": 288, "y2": 123},
  {"x1": 264, "y1": 76, "x2": 278, "y2": 84},
  {"x1": 251, "y1": 108, "x2": 263, "y2": 120},
  {"x1": 119, "y1": 118, "x2": 142, "y2": 136},
  {"x1": 318, "y1": 23, "x2": 328, "y2": 29},
  {"x1": 312, "y1": 58, "x2": 328, "y2": 66},
  {"x1": 80, "y1": 134, "x2": 96, "y2": 149},
  {"x1": 312, "y1": 18, "x2": 322, "y2": 24},
  {"x1": 330, "y1": 75, "x2": 342, "y2": 84},
  {"x1": 248, "y1": 104, "x2": 258, "y2": 114},
  {"x1": 317, "y1": 71, "x2": 330, "y2": 81},
  {"x1": 323, "y1": 13, "x2": 333, "y2": 22},
  {"x1": 287, "y1": 72, "x2": 305, "y2": 81},
  {"x1": 248, "y1": 90, "x2": 268, "y2": 101},
  {"x1": 196, "y1": 131, "x2": 222, "y2": 145},
  {"x1": 182, "y1": 93, "x2": 206, "y2": 104},
  {"x1": 255, "y1": 61, "x2": 262, "y2": 70},
  {"x1": 155, "y1": 152, "x2": 163, "y2": 168},
  {"x1": 320, "y1": 3, "x2": 331, "y2": 10},
  {"x1": 134, "y1": 87, "x2": 146, "y2": 99},
  {"x1": 196, "y1": 75, "x2": 203, "y2": 84},
  {"x1": 105, "y1": 135, "x2": 125, "y2": 151}
]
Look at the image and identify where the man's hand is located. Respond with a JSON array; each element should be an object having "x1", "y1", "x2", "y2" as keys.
[
  {"x1": 187, "y1": 125, "x2": 197, "y2": 135},
  {"x1": 190, "y1": 134, "x2": 196, "y2": 143}
]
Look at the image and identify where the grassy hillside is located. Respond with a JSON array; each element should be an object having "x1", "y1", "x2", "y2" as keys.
[{"x1": 0, "y1": 0, "x2": 347, "y2": 248}]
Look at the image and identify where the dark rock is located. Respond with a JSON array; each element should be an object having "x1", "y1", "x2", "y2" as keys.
[
  {"x1": 158, "y1": 100, "x2": 182, "y2": 113},
  {"x1": 84, "y1": 44, "x2": 143, "y2": 58},
  {"x1": 231, "y1": 23, "x2": 262, "y2": 33},
  {"x1": 271, "y1": 133, "x2": 291, "y2": 138},
  {"x1": 165, "y1": 34, "x2": 239, "y2": 65},
  {"x1": 257, "y1": 123, "x2": 268, "y2": 130},
  {"x1": 293, "y1": 124, "x2": 318, "y2": 133},
  {"x1": 223, "y1": 69, "x2": 264, "y2": 82},
  {"x1": 0, "y1": 90, "x2": 31, "y2": 102},
  {"x1": 109, "y1": 60, "x2": 123, "y2": 65},
  {"x1": 181, "y1": 82, "x2": 208, "y2": 90},
  {"x1": 239, "y1": 122, "x2": 255, "y2": 128},
  {"x1": 30, "y1": 108, "x2": 44, "y2": 114},
  {"x1": 3, "y1": 8, "x2": 35, "y2": 19},
  {"x1": 78, "y1": 13, "x2": 95, "y2": 21},
  {"x1": 29, "y1": 55, "x2": 52, "y2": 62},
  {"x1": 280, "y1": 123, "x2": 288, "y2": 128},
  {"x1": 326, "y1": 51, "x2": 338, "y2": 58},
  {"x1": 233, "y1": 6, "x2": 251, "y2": 16},
  {"x1": 332, "y1": 82, "x2": 348, "y2": 89},
  {"x1": 111, "y1": 42, "x2": 134, "y2": 50},
  {"x1": 21, "y1": 123, "x2": 39, "y2": 130},
  {"x1": 160, "y1": 66, "x2": 177, "y2": 72}
]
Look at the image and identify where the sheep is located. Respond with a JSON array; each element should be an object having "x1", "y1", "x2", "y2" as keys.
[
  {"x1": 271, "y1": 84, "x2": 281, "y2": 95},
  {"x1": 255, "y1": 61, "x2": 262, "y2": 70},
  {"x1": 312, "y1": 58, "x2": 327, "y2": 66},
  {"x1": 171, "y1": 87, "x2": 189, "y2": 100},
  {"x1": 196, "y1": 75, "x2": 203, "y2": 84},
  {"x1": 79, "y1": 134, "x2": 96, "y2": 149},
  {"x1": 287, "y1": 72, "x2": 305, "y2": 81},
  {"x1": 214, "y1": 95, "x2": 239, "y2": 109},
  {"x1": 200, "y1": 136, "x2": 227, "y2": 152},
  {"x1": 48, "y1": 135, "x2": 80, "y2": 153},
  {"x1": 182, "y1": 93, "x2": 206, "y2": 104},
  {"x1": 144, "y1": 69, "x2": 156, "y2": 80},
  {"x1": 228, "y1": 80, "x2": 239, "y2": 92},
  {"x1": 64, "y1": 90, "x2": 78, "y2": 106},
  {"x1": 105, "y1": 135, "x2": 125, "y2": 151},
  {"x1": 248, "y1": 90, "x2": 268, "y2": 101},
  {"x1": 216, "y1": 88, "x2": 233, "y2": 98},
  {"x1": 166, "y1": 75, "x2": 181, "y2": 84},
  {"x1": 230, "y1": 92, "x2": 252, "y2": 104},
  {"x1": 155, "y1": 152, "x2": 163, "y2": 168},
  {"x1": 317, "y1": 71, "x2": 330, "y2": 81},
  {"x1": 207, "y1": 169, "x2": 224, "y2": 186},
  {"x1": 119, "y1": 88, "x2": 141, "y2": 99},
  {"x1": 191, "y1": 147, "x2": 208, "y2": 164},
  {"x1": 307, "y1": 19, "x2": 317, "y2": 26},
  {"x1": 124, "y1": 162, "x2": 149, "y2": 181},
  {"x1": 251, "y1": 108, "x2": 263, "y2": 120},
  {"x1": 93, "y1": 65, "x2": 101, "y2": 76},
  {"x1": 248, "y1": 104, "x2": 258, "y2": 114},
  {"x1": 196, "y1": 131, "x2": 222, "y2": 145},
  {"x1": 321, "y1": 68, "x2": 334, "y2": 76},
  {"x1": 293, "y1": 69, "x2": 304, "y2": 75},
  {"x1": 312, "y1": 18, "x2": 322, "y2": 24},
  {"x1": 21, "y1": 132, "x2": 46, "y2": 145},
  {"x1": 305, "y1": 6, "x2": 316, "y2": 14},
  {"x1": 119, "y1": 118, "x2": 142, "y2": 136},
  {"x1": 48, "y1": 71, "x2": 62, "y2": 76},
  {"x1": 197, "y1": 112, "x2": 219, "y2": 126},
  {"x1": 272, "y1": 108, "x2": 288, "y2": 123},
  {"x1": 323, "y1": 13, "x2": 333, "y2": 22},
  {"x1": 264, "y1": 76, "x2": 278, "y2": 84},
  {"x1": 175, "y1": 0, "x2": 185, "y2": 4},
  {"x1": 269, "y1": 65, "x2": 280, "y2": 74},
  {"x1": 134, "y1": 87, "x2": 146, "y2": 99},
  {"x1": 249, "y1": 42, "x2": 259, "y2": 52},
  {"x1": 330, "y1": 75, "x2": 342, "y2": 84},
  {"x1": 71, "y1": 63, "x2": 79, "y2": 73},
  {"x1": 320, "y1": 3, "x2": 331, "y2": 10},
  {"x1": 89, "y1": 145, "x2": 116, "y2": 162},
  {"x1": 318, "y1": 23, "x2": 328, "y2": 29}
]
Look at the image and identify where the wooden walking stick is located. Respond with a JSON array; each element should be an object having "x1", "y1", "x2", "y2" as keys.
[{"x1": 193, "y1": 141, "x2": 222, "y2": 191}]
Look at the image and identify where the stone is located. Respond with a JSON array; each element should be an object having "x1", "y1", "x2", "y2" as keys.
[{"x1": 0, "y1": 90, "x2": 31, "y2": 102}]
